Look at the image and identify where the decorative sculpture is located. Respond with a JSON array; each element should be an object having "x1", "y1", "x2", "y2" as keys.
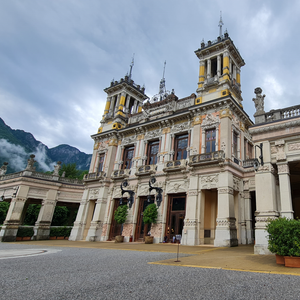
[
  {"x1": 253, "y1": 87, "x2": 265, "y2": 115},
  {"x1": 25, "y1": 154, "x2": 36, "y2": 171}
]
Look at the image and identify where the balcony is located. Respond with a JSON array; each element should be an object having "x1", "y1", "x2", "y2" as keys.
[
  {"x1": 111, "y1": 169, "x2": 131, "y2": 179},
  {"x1": 83, "y1": 171, "x2": 106, "y2": 182},
  {"x1": 135, "y1": 165, "x2": 157, "y2": 176},
  {"x1": 243, "y1": 159, "x2": 258, "y2": 169},
  {"x1": 189, "y1": 151, "x2": 225, "y2": 166},
  {"x1": 163, "y1": 159, "x2": 187, "y2": 172}
]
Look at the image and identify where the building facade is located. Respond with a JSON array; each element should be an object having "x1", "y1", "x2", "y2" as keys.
[
  {"x1": 1, "y1": 31, "x2": 299, "y2": 255},
  {"x1": 70, "y1": 32, "x2": 259, "y2": 249}
]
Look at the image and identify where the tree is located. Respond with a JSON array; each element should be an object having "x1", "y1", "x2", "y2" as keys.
[
  {"x1": 51, "y1": 206, "x2": 69, "y2": 226},
  {"x1": 0, "y1": 201, "x2": 10, "y2": 224},
  {"x1": 58, "y1": 163, "x2": 88, "y2": 179},
  {"x1": 143, "y1": 203, "x2": 158, "y2": 236},
  {"x1": 23, "y1": 204, "x2": 41, "y2": 225},
  {"x1": 114, "y1": 205, "x2": 128, "y2": 235},
  {"x1": 59, "y1": 163, "x2": 81, "y2": 179}
]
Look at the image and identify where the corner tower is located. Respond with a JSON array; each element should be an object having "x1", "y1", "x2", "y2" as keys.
[
  {"x1": 98, "y1": 59, "x2": 149, "y2": 133},
  {"x1": 194, "y1": 31, "x2": 245, "y2": 106}
]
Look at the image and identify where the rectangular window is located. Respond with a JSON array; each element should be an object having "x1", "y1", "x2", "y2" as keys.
[
  {"x1": 233, "y1": 132, "x2": 238, "y2": 157},
  {"x1": 205, "y1": 129, "x2": 216, "y2": 153},
  {"x1": 248, "y1": 143, "x2": 253, "y2": 159},
  {"x1": 122, "y1": 146, "x2": 134, "y2": 169},
  {"x1": 175, "y1": 134, "x2": 188, "y2": 160},
  {"x1": 147, "y1": 141, "x2": 159, "y2": 165},
  {"x1": 98, "y1": 153, "x2": 105, "y2": 172}
]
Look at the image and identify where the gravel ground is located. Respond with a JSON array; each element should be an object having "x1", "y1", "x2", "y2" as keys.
[{"x1": 0, "y1": 243, "x2": 299, "y2": 300}]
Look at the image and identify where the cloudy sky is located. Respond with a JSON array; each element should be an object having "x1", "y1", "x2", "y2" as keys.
[{"x1": 1, "y1": 0, "x2": 300, "y2": 154}]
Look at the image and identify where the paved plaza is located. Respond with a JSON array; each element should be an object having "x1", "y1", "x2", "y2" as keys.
[{"x1": 0, "y1": 241, "x2": 300, "y2": 300}]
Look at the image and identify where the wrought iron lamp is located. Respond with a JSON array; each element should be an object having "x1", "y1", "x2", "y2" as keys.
[
  {"x1": 120, "y1": 180, "x2": 135, "y2": 209},
  {"x1": 254, "y1": 143, "x2": 264, "y2": 171},
  {"x1": 148, "y1": 176, "x2": 163, "y2": 208}
]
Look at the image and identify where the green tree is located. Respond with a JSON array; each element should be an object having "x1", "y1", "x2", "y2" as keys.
[
  {"x1": 114, "y1": 205, "x2": 128, "y2": 235},
  {"x1": 51, "y1": 206, "x2": 69, "y2": 226},
  {"x1": 0, "y1": 201, "x2": 10, "y2": 224},
  {"x1": 59, "y1": 163, "x2": 81, "y2": 179},
  {"x1": 23, "y1": 204, "x2": 41, "y2": 225}
]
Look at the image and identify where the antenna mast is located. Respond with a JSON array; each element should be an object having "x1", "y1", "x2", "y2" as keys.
[{"x1": 218, "y1": 11, "x2": 224, "y2": 37}]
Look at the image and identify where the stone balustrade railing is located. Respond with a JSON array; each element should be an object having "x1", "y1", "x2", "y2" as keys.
[
  {"x1": 135, "y1": 164, "x2": 157, "y2": 176},
  {"x1": 189, "y1": 150, "x2": 225, "y2": 166},
  {"x1": 163, "y1": 159, "x2": 187, "y2": 172},
  {"x1": 255, "y1": 104, "x2": 300, "y2": 124},
  {"x1": 111, "y1": 169, "x2": 131, "y2": 179}
]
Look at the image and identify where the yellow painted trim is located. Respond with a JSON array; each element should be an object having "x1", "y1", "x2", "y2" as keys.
[
  {"x1": 195, "y1": 97, "x2": 202, "y2": 105},
  {"x1": 137, "y1": 134, "x2": 145, "y2": 140},
  {"x1": 162, "y1": 128, "x2": 171, "y2": 134},
  {"x1": 208, "y1": 88, "x2": 217, "y2": 94},
  {"x1": 193, "y1": 115, "x2": 202, "y2": 125},
  {"x1": 112, "y1": 122, "x2": 122, "y2": 130},
  {"x1": 107, "y1": 121, "x2": 112, "y2": 125},
  {"x1": 97, "y1": 127, "x2": 103, "y2": 133},
  {"x1": 109, "y1": 138, "x2": 118, "y2": 146},
  {"x1": 104, "y1": 100, "x2": 111, "y2": 114},
  {"x1": 220, "y1": 108, "x2": 232, "y2": 119},
  {"x1": 119, "y1": 95, "x2": 126, "y2": 106},
  {"x1": 237, "y1": 72, "x2": 240, "y2": 84},
  {"x1": 138, "y1": 106, "x2": 142, "y2": 113},
  {"x1": 116, "y1": 111, "x2": 126, "y2": 117}
]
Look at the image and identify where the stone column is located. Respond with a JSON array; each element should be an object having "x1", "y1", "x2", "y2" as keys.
[
  {"x1": 244, "y1": 190, "x2": 253, "y2": 244},
  {"x1": 277, "y1": 162, "x2": 293, "y2": 219},
  {"x1": 114, "y1": 94, "x2": 121, "y2": 114},
  {"x1": 0, "y1": 196, "x2": 27, "y2": 242},
  {"x1": 239, "y1": 192, "x2": 247, "y2": 244},
  {"x1": 109, "y1": 96, "x2": 116, "y2": 116},
  {"x1": 34, "y1": 196, "x2": 57, "y2": 240},
  {"x1": 214, "y1": 171, "x2": 237, "y2": 247},
  {"x1": 161, "y1": 189, "x2": 169, "y2": 242},
  {"x1": 254, "y1": 163, "x2": 278, "y2": 254},
  {"x1": 207, "y1": 58, "x2": 211, "y2": 79},
  {"x1": 86, "y1": 188, "x2": 108, "y2": 242},
  {"x1": 132, "y1": 100, "x2": 138, "y2": 114},
  {"x1": 222, "y1": 50, "x2": 230, "y2": 80},
  {"x1": 201, "y1": 128, "x2": 206, "y2": 153},
  {"x1": 217, "y1": 55, "x2": 221, "y2": 77},
  {"x1": 103, "y1": 96, "x2": 112, "y2": 116},
  {"x1": 69, "y1": 189, "x2": 90, "y2": 241},
  {"x1": 104, "y1": 198, "x2": 116, "y2": 241},
  {"x1": 198, "y1": 60, "x2": 206, "y2": 89},
  {"x1": 125, "y1": 95, "x2": 131, "y2": 114},
  {"x1": 182, "y1": 175, "x2": 199, "y2": 246}
]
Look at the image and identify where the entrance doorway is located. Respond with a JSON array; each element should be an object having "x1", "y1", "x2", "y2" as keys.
[
  {"x1": 135, "y1": 196, "x2": 154, "y2": 241},
  {"x1": 165, "y1": 194, "x2": 186, "y2": 242},
  {"x1": 109, "y1": 199, "x2": 127, "y2": 240}
]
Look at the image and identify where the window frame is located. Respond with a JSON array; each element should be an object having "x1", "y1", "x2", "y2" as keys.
[
  {"x1": 174, "y1": 134, "x2": 188, "y2": 160},
  {"x1": 98, "y1": 153, "x2": 105, "y2": 172},
  {"x1": 122, "y1": 146, "x2": 135, "y2": 169},
  {"x1": 146, "y1": 140, "x2": 159, "y2": 165},
  {"x1": 205, "y1": 128, "x2": 216, "y2": 153}
]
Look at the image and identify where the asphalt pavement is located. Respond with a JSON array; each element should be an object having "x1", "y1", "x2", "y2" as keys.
[{"x1": 0, "y1": 240, "x2": 299, "y2": 300}]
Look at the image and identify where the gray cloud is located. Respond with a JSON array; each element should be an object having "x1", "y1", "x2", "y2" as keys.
[{"x1": 0, "y1": 1, "x2": 300, "y2": 154}]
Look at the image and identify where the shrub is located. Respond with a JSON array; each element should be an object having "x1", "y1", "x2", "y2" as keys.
[
  {"x1": 114, "y1": 205, "x2": 128, "y2": 225},
  {"x1": 0, "y1": 201, "x2": 10, "y2": 224},
  {"x1": 267, "y1": 217, "x2": 300, "y2": 257},
  {"x1": 17, "y1": 227, "x2": 34, "y2": 237},
  {"x1": 143, "y1": 203, "x2": 158, "y2": 225}
]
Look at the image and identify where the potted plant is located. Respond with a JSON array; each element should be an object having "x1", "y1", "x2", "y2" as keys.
[
  {"x1": 266, "y1": 217, "x2": 289, "y2": 264},
  {"x1": 64, "y1": 227, "x2": 72, "y2": 240},
  {"x1": 142, "y1": 203, "x2": 158, "y2": 244},
  {"x1": 49, "y1": 227, "x2": 59, "y2": 239},
  {"x1": 16, "y1": 227, "x2": 34, "y2": 241},
  {"x1": 267, "y1": 217, "x2": 300, "y2": 267},
  {"x1": 114, "y1": 204, "x2": 128, "y2": 243}
]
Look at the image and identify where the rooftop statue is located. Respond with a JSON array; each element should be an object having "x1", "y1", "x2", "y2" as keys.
[{"x1": 253, "y1": 87, "x2": 265, "y2": 116}]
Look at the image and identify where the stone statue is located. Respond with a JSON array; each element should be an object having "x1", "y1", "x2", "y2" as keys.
[
  {"x1": 253, "y1": 87, "x2": 265, "y2": 115},
  {"x1": 53, "y1": 161, "x2": 62, "y2": 176},
  {"x1": 61, "y1": 171, "x2": 66, "y2": 178},
  {"x1": 25, "y1": 154, "x2": 36, "y2": 171},
  {"x1": 0, "y1": 162, "x2": 8, "y2": 175}
]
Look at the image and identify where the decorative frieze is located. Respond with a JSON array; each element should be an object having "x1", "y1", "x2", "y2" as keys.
[
  {"x1": 193, "y1": 115, "x2": 202, "y2": 125},
  {"x1": 233, "y1": 176, "x2": 241, "y2": 191},
  {"x1": 219, "y1": 108, "x2": 232, "y2": 119},
  {"x1": 218, "y1": 187, "x2": 234, "y2": 195},
  {"x1": 275, "y1": 140, "x2": 286, "y2": 161},
  {"x1": 145, "y1": 129, "x2": 161, "y2": 140},
  {"x1": 28, "y1": 188, "x2": 47, "y2": 196},
  {"x1": 201, "y1": 175, "x2": 218, "y2": 189},
  {"x1": 216, "y1": 218, "x2": 236, "y2": 227},
  {"x1": 288, "y1": 142, "x2": 300, "y2": 151},
  {"x1": 277, "y1": 163, "x2": 289, "y2": 174},
  {"x1": 89, "y1": 189, "x2": 99, "y2": 199},
  {"x1": 184, "y1": 219, "x2": 197, "y2": 227}
]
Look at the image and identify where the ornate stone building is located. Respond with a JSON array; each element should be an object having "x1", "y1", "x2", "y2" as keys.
[
  {"x1": 1, "y1": 30, "x2": 300, "y2": 255},
  {"x1": 70, "y1": 31, "x2": 259, "y2": 249}
]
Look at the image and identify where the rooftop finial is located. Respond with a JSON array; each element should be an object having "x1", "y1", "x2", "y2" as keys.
[
  {"x1": 128, "y1": 53, "x2": 135, "y2": 80},
  {"x1": 218, "y1": 11, "x2": 224, "y2": 37},
  {"x1": 162, "y1": 60, "x2": 166, "y2": 79}
]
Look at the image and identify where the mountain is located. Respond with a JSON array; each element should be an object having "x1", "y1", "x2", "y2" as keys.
[{"x1": 0, "y1": 118, "x2": 92, "y2": 174}]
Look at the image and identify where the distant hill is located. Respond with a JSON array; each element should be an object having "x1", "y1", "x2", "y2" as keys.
[{"x1": 0, "y1": 118, "x2": 92, "y2": 174}]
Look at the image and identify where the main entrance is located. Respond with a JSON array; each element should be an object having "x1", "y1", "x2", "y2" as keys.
[
  {"x1": 135, "y1": 196, "x2": 154, "y2": 241},
  {"x1": 165, "y1": 194, "x2": 186, "y2": 242},
  {"x1": 109, "y1": 199, "x2": 127, "y2": 240}
]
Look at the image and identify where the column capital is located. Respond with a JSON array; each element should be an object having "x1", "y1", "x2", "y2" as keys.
[{"x1": 277, "y1": 162, "x2": 289, "y2": 174}]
